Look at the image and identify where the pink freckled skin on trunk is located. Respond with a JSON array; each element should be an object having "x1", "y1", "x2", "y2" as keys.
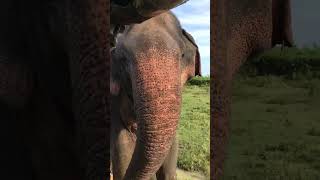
[{"x1": 124, "y1": 45, "x2": 182, "y2": 179}]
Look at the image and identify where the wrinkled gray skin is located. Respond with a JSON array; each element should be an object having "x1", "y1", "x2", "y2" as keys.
[
  {"x1": 111, "y1": 11, "x2": 201, "y2": 179},
  {"x1": 212, "y1": 0, "x2": 293, "y2": 179}
]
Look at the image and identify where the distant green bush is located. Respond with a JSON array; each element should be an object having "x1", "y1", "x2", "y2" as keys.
[
  {"x1": 240, "y1": 47, "x2": 320, "y2": 79},
  {"x1": 186, "y1": 76, "x2": 210, "y2": 86}
]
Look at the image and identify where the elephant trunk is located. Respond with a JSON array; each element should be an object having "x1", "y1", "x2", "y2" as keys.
[{"x1": 125, "y1": 46, "x2": 181, "y2": 179}]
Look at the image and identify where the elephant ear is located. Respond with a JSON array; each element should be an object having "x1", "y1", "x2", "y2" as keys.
[
  {"x1": 195, "y1": 49, "x2": 201, "y2": 76},
  {"x1": 182, "y1": 29, "x2": 201, "y2": 76},
  {"x1": 272, "y1": 0, "x2": 294, "y2": 47}
]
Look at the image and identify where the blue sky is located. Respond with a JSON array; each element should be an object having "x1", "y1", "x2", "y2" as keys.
[
  {"x1": 172, "y1": 0, "x2": 210, "y2": 76},
  {"x1": 291, "y1": 0, "x2": 320, "y2": 47}
]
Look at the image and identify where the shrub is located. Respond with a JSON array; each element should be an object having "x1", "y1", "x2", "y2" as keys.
[
  {"x1": 240, "y1": 47, "x2": 320, "y2": 79},
  {"x1": 187, "y1": 76, "x2": 210, "y2": 86}
]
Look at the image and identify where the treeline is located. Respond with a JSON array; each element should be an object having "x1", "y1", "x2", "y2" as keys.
[
  {"x1": 240, "y1": 47, "x2": 320, "y2": 79},
  {"x1": 187, "y1": 76, "x2": 210, "y2": 86}
]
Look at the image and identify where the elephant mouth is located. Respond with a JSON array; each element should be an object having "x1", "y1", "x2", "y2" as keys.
[{"x1": 126, "y1": 121, "x2": 138, "y2": 134}]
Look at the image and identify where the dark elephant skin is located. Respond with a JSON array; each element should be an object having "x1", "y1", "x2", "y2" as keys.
[
  {"x1": 0, "y1": 57, "x2": 34, "y2": 179},
  {"x1": 111, "y1": 11, "x2": 200, "y2": 179},
  {"x1": 211, "y1": 0, "x2": 293, "y2": 179},
  {"x1": 0, "y1": 0, "x2": 109, "y2": 179},
  {"x1": 111, "y1": 0, "x2": 188, "y2": 25}
]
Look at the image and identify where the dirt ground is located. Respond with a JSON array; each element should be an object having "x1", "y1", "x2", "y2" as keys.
[
  {"x1": 110, "y1": 169, "x2": 206, "y2": 180},
  {"x1": 177, "y1": 169, "x2": 206, "y2": 180}
]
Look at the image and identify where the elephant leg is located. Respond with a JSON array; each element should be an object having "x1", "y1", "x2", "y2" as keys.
[
  {"x1": 112, "y1": 127, "x2": 162, "y2": 180},
  {"x1": 63, "y1": 1, "x2": 110, "y2": 178},
  {"x1": 112, "y1": 121, "x2": 160, "y2": 180},
  {"x1": 111, "y1": 122, "x2": 136, "y2": 179},
  {"x1": 211, "y1": 0, "x2": 232, "y2": 178},
  {"x1": 111, "y1": 92, "x2": 136, "y2": 179},
  {"x1": 111, "y1": 95, "x2": 158, "y2": 180},
  {"x1": 156, "y1": 136, "x2": 178, "y2": 180}
]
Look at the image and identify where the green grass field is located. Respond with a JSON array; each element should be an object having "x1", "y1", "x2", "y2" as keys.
[
  {"x1": 178, "y1": 48, "x2": 320, "y2": 179},
  {"x1": 223, "y1": 75, "x2": 320, "y2": 180},
  {"x1": 178, "y1": 76, "x2": 210, "y2": 178}
]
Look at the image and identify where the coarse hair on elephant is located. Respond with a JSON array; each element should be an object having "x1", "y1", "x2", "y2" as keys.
[
  {"x1": 110, "y1": 11, "x2": 201, "y2": 179},
  {"x1": 211, "y1": 0, "x2": 293, "y2": 179}
]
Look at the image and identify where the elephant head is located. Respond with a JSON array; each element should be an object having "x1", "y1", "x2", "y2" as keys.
[
  {"x1": 111, "y1": 12, "x2": 200, "y2": 179},
  {"x1": 211, "y1": 0, "x2": 294, "y2": 179},
  {"x1": 110, "y1": 0, "x2": 190, "y2": 47}
]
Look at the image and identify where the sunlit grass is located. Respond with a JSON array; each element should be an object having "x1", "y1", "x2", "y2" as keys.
[
  {"x1": 223, "y1": 75, "x2": 320, "y2": 180},
  {"x1": 178, "y1": 76, "x2": 210, "y2": 177}
]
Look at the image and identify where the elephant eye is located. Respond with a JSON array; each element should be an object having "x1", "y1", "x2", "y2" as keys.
[{"x1": 182, "y1": 53, "x2": 185, "y2": 57}]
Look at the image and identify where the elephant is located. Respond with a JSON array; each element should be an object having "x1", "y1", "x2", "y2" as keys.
[
  {"x1": 0, "y1": 1, "x2": 109, "y2": 179},
  {"x1": 211, "y1": 0, "x2": 293, "y2": 179},
  {"x1": 0, "y1": 0, "x2": 191, "y2": 179},
  {"x1": 110, "y1": 0, "x2": 189, "y2": 46},
  {"x1": 110, "y1": 11, "x2": 201, "y2": 179}
]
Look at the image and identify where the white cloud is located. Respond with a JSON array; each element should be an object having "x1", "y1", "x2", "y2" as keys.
[
  {"x1": 188, "y1": 29, "x2": 210, "y2": 41},
  {"x1": 175, "y1": 0, "x2": 210, "y2": 11},
  {"x1": 179, "y1": 15, "x2": 210, "y2": 26},
  {"x1": 198, "y1": 45, "x2": 210, "y2": 58}
]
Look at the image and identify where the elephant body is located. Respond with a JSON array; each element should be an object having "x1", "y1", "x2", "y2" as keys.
[
  {"x1": 0, "y1": 1, "x2": 109, "y2": 179},
  {"x1": 111, "y1": 11, "x2": 200, "y2": 179},
  {"x1": 211, "y1": 0, "x2": 293, "y2": 179}
]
